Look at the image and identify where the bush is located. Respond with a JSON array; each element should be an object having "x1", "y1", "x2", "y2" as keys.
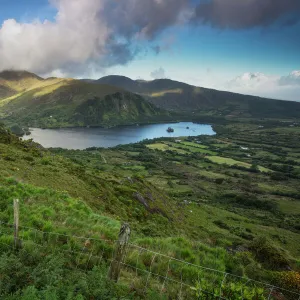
[
  {"x1": 10, "y1": 124, "x2": 24, "y2": 136},
  {"x1": 249, "y1": 237, "x2": 290, "y2": 270},
  {"x1": 213, "y1": 220, "x2": 230, "y2": 230},
  {"x1": 215, "y1": 178, "x2": 225, "y2": 184},
  {"x1": 270, "y1": 172, "x2": 288, "y2": 181},
  {"x1": 274, "y1": 271, "x2": 300, "y2": 292},
  {"x1": 219, "y1": 193, "x2": 278, "y2": 211}
]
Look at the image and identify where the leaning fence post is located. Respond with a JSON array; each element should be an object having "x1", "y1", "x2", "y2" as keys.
[
  {"x1": 13, "y1": 199, "x2": 20, "y2": 249},
  {"x1": 108, "y1": 223, "x2": 131, "y2": 282}
]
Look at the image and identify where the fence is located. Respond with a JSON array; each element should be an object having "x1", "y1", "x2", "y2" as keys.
[{"x1": 0, "y1": 201, "x2": 299, "y2": 299}]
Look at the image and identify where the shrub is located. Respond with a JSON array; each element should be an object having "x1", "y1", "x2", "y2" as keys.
[
  {"x1": 249, "y1": 237, "x2": 290, "y2": 270},
  {"x1": 274, "y1": 271, "x2": 300, "y2": 292},
  {"x1": 270, "y1": 172, "x2": 288, "y2": 181},
  {"x1": 213, "y1": 220, "x2": 230, "y2": 230},
  {"x1": 215, "y1": 178, "x2": 225, "y2": 184},
  {"x1": 219, "y1": 193, "x2": 278, "y2": 211}
]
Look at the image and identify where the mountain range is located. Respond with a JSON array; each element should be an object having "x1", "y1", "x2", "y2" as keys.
[
  {"x1": 95, "y1": 75, "x2": 300, "y2": 119},
  {"x1": 1, "y1": 70, "x2": 300, "y2": 132},
  {"x1": 0, "y1": 71, "x2": 168, "y2": 130}
]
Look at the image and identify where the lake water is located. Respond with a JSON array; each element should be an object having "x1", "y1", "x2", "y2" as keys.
[{"x1": 23, "y1": 122, "x2": 215, "y2": 149}]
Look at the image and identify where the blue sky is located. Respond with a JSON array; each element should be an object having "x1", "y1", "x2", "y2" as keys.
[
  {"x1": 0, "y1": 0, "x2": 300, "y2": 100},
  {"x1": 0, "y1": 0, "x2": 55, "y2": 22}
]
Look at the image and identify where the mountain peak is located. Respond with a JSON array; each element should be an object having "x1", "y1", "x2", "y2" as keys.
[
  {"x1": 0, "y1": 70, "x2": 43, "y2": 81},
  {"x1": 98, "y1": 75, "x2": 134, "y2": 82},
  {"x1": 96, "y1": 75, "x2": 139, "y2": 92}
]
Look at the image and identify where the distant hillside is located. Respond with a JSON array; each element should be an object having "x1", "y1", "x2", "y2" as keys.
[
  {"x1": 96, "y1": 76, "x2": 300, "y2": 119},
  {"x1": 2, "y1": 70, "x2": 299, "y2": 131},
  {"x1": 0, "y1": 84, "x2": 15, "y2": 99},
  {"x1": 0, "y1": 71, "x2": 169, "y2": 129},
  {"x1": 0, "y1": 70, "x2": 44, "y2": 92}
]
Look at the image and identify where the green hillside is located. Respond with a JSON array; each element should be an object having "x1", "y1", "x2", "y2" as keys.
[
  {"x1": 0, "y1": 70, "x2": 44, "y2": 92},
  {"x1": 96, "y1": 76, "x2": 300, "y2": 120},
  {"x1": 0, "y1": 71, "x2": 170, "y2": 131},
  {"x1": 2, "y1": 70, "x2": 300, "y2": 134},
  {"x1": 0, "y1": 71, "x2": 300, "y2": 298},
  {"x1": 0, "y1": 121, "x2": 299, "y2": 298}
]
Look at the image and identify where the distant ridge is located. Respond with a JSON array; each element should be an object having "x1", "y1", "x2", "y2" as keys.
[
  {"x1": 1, "y1": 70, "x2": 300, "y2": 129},
  {"x1": 97, "y1": 75, "x2": 140, "y2": 92},
  {"x1": 94, "y1": 75, "x2": 300, "y2": 119},
  {"x1": 0, "y1": 70, "x2": 43, "y2": 81}
]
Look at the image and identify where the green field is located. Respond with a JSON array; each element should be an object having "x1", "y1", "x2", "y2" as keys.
[
  {"x1": 207, "y1": 156, "x2": 270, "y2": 172},
  {"x1": 146, "y1": 142, "x2": 187, "y2": 154},
  {"x1": 0, "y1": 118, "x2": 300, "y2": 298}
]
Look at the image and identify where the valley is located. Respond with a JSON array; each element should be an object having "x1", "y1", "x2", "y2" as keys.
[
  {"x1": 0, "y1": 117, "x2": 299, "y2": 298},
  {"x1": 0, "y1": 70, "x2": 299, "y2": 298},
  {"x1": 1, "y1": 0, "x2": 300, "y2": 298}
]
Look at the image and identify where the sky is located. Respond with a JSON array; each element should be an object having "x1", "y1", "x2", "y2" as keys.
[{"x1": 0, "y1": 0, "x2": 300, "y2": 101}]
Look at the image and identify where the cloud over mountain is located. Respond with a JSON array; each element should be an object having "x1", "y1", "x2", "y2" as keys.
[
  {"x1": 150, "y1": 67, "x2": 166, "y2": 79},
  {"x1": 226, "y1": 71, "x2": 300, "y2": 101},
  {"x1": 279, "y1": 71, "x2": 300, "y2": 86},
  {"x1": 0, "y1": 0, "x2": 189, "y2": 76},
  {"x1": 192, "y1": 0, "x2": 300, "y2": 29},
  {"x1": 227, "y1": 72, "x2": 277, "y2": 88}
]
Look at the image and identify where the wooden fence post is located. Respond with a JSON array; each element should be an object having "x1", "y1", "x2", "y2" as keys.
[
  {"x1": 13, "y1": 199, "x2": 20, "y2": 249},
  {"x1": 108, "y1": 223, "x2": 131, "y2": 282}
]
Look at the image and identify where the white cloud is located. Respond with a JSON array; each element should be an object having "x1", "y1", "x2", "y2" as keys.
[
  {"x1": 225, "y1": 71, "x2": 300, "y2": 101},
  {"x1": 150, "y1": 67, "x2": 166, "y2": 79},
  {"x1": 0, "y1": 1, "x2": 109, "y2": 75},
  {"x1": 0, "y1": 0, "x2": 189, "y2": 76},
  {"x1": 227, "y1": 72, "x2": 279, "y2": 89},
  {"x1": 278, "y1": 71, "x2": 300, "y2": 86}
]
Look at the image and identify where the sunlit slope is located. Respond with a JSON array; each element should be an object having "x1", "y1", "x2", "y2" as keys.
[
  {"x1": 0, "y1": 70, "x2": 44, "y2": 99},
  {"x1": 0, "y1": 123, "x2": 179, "y2": 221},
  {"x1": 0, "y1": 70, "x2": 72, "y2": 106},
  {"x1": 0, "y1": 71, "x2": 169, "y2": 128},
  {"x1": 0, "y1": 70, "x2": 44, "y2": 92}
]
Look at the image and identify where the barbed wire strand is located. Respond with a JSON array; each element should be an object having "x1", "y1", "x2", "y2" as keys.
[
  {"x1": 219, "y1": 273, "x2": 228, "y2": 300},
  {"x1": 0, "y1": 221, "x2": 299, "y2": 298},
  {"x1": 143, "y1": 253, "x2": 157, "y2": 296}
]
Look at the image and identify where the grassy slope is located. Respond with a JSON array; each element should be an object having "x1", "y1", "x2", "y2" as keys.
[
  {"x1": 55, "y1": 128, "x2": 300, "y2": 260},
  {"x1": 0, "y1": 125, "x2": 179, "y2": 236},
  {"x1": 0, "y1": 122, "x2": 299, "y2": 297},
  {"x1": 51, "y1": 120, "x2": 300, "y2": 296},
  {"x1": 0, "y1": 71, "x2": 170, "y2": 129}
]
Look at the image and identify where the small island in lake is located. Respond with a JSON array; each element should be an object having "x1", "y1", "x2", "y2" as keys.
[{"x1": 167, "y1": 127, "x2": 174, "y2": 133}]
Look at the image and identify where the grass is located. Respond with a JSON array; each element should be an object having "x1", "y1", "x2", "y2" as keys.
[
  {"x1": 276, "y1": 198, "x2": 300, "y2": 215},
  {"x1": 53, "y1": 129, "x2": 300, "y2": 263},
  {"x1": 146, "y1": 143, "x2": 187, "y2": 154},
  {"x1": 207, "y1": 156, "x2": 270, "y2": 172},
  {"x1": 208, "y1": 156, "x2": 252, "y2": 167},
  {"x1": 181, "y1": 141, "x2": 208, "y2": 148},
  {"x1": 0, "y1": 120, "x2": 300, "y2": 298},
  {"x1": 146, "y1": 141, "x2": 217, "y2": 155}
]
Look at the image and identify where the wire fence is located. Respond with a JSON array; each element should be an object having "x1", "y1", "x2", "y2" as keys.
[{"x1": 0, "y1": 221, "x2": 299, "y2": 300}]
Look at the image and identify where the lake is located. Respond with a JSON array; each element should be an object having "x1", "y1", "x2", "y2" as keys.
[{"x1": 23, "y1": 122, "x2": 215, "y2": 149}]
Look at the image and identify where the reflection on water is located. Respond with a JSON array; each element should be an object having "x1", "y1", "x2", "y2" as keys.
[{"x1": 23, "y1": 122, "x2": 215, "y2": 149}]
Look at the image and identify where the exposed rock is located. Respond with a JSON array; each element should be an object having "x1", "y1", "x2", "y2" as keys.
[
  {"x1": 133, "y1": 192, "x2": 149, "y2": 208},
  {"x1": 133, "y1": 192, "x2": 170, "y2": 220}
]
